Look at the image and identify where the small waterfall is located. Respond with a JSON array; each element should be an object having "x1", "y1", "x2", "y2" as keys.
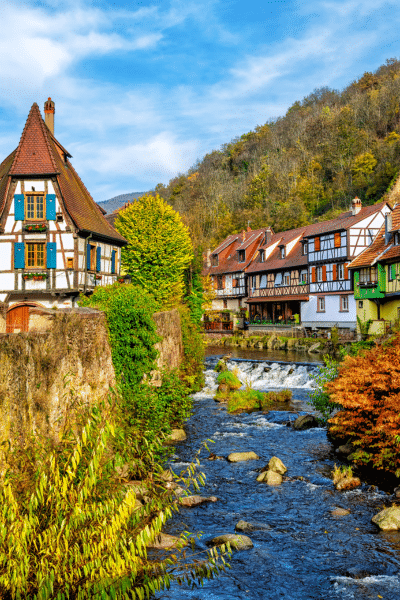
[{"x1": 194, "y1": 358, "x2": 319, "y2": 399}]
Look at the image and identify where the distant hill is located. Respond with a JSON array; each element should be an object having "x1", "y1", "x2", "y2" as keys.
[{"x1": 97, "y1": 192, "x2": 146, "y2": 214}]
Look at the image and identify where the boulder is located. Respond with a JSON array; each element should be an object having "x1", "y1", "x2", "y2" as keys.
[
  {"x1": 164, "y1": 429, "x2": 187, "y2": 444},
  {"x1": 148, "y1": 533, "x2": 186, "y2": 550},
  {"x1": 335, "y1": 476, "x2": 361, "y2": 491},
  {"x1": 293, "y1": 414, "x2": 318, "y2": 431},
  {"x1": 208, "y1": 534, "x2": 253, "y2": 551},
  {"x1": 372, "y1": 506, "x2": 400, "y2": 531},
  {"x1": 331, "y1": 508, "x2": 351, "y2": 516},
  {"x1": 394, "y1": 486, "x2": 400, "y2": 499},
  {"x1": 308, "y1": 342, "x2": 321, "y2": 354},
  {"x1": 180, "y1": 495, "x2": 218, "y2": 507},
  {"x1": 227, "y1": 451, "x2": 259, "y2": 462},
  {"x1": 336, "y1": 442, "x2": 354, "y2": 457},
  {"x1": 257, "y1": 470, "x2": 283, "y2": 486},
  {"x1": 235, "y1": 520, "x2": 271, "y2": 533},
  {"x1": 268, "y1": 456, "x2": 287, "y2": 475}
]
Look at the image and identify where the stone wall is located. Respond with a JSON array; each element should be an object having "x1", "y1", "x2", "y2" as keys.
[
  {"x1": 0, "y1": 309, "x2": 115, "y2": 444},
  {"x1": 0, "y1": 307, "x2": 184, "y2": 443}
]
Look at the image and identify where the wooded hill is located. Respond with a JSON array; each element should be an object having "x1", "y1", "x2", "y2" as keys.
[{"x1": 154, "y1": 58, "x2": 400, "y2": 249}]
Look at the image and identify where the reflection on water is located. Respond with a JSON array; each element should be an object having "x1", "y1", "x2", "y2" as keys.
[
  {"x1": 156, "y1": 355, "x2": 400, "y2": 600},
  {"x1": 206, "y1": 344, "x2": 324, "y2": 364}
]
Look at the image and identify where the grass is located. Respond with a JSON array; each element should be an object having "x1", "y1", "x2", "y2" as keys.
[
  {"x1": 332, "y1": 464, "x2": 353, "y2": 485},
  {"x1": 227, "y1": 389, "x2": 270, "y2": 413},
  {"x1": 216, "y1": 369, "x2": 241, "y2": 390}
]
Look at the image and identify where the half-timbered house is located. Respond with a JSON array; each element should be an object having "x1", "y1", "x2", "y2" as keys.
[
  {"x1": 205, "y1": 227, "x2": 269, "y2": 311},
  {"x1": 0, "y1": 99, "x2": 127, "y2": 333},
  {"x1": 246, "y1": 225, "x2": 313, "y2": 325},
  {"x1": 304, "y1": 198, "x2": 391, "y2": 331},
  {"x1": 349, "y1": 206, "x2": 400, "y2": 335}
]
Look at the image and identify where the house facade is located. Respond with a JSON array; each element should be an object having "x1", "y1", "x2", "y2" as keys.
[
  {"x1": 205, "y1": 227, "x2": 268, "y2": 311},
  {"x1": 349, "y1": 208, "x2": 400, "y2": 335},
  {"x1": 0, "y1": 99, "x2": 126, "y2": 333},
  {"x1": 303, "y1": 198, "x2": 391, "y2": 331}
]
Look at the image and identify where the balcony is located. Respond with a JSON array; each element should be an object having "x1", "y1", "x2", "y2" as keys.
[{"x1": 248, "y1": 283, "x2": 309, "y2": 299}]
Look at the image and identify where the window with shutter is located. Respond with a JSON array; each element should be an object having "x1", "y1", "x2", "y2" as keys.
[
  {"x1": 322, "y1": 265, "x2": 327, "y2": 281},
  {"x1": 332, "y1": 264, "x2": 337, "y2": 280},
  {"x1": 96, "y1": 247, "x2": 101, "y2": 272},
  {"x1": 46, "y1": 243, "x2": 57, "y2": 269},
  {"x1": 111, "y1": 250, "x2": 116, "y2": 274},
  {"x1": 14, "y1": 242, "x2": 25, "y2": 268},
  {"x1": 334, "y1": 232, "x2": 341, "y2": 248},
  {"x1": 314, "y1": 237, "x2": 320, "y2": 251},
  {"x1": 46, "y1": 194, "x2": 56, "y2": 220},
  {"x1": 14, "y1": 195, "x2": 25, "y2": 220},
  {"x1": 26, "y1": 194, "x2": 45, "y2": 220},
  {"x1": 26, "y1": 242, "x2": 45, "y2": 268}
]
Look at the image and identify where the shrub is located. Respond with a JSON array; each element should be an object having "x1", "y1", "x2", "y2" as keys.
[
  {"x1": 328, "y1": 333, "x2": 400, "y2": 476},
  {"x1": 177, "y1": 303, "x2": 205, "y2": 391},
  {"x1": 216, "y1": 370, "x2": 241, "y2": 390},
  {"x1": 214, "y1": 359, "x2": 228, "y2": 373},
  {"x1": 0, "y1": 406, "x2": 229, "y2": 599},
  {"x1": 228, "y1": 389, "x2": 267, "y2": 413},
  {"x1": 309, "y1": 357, "x2": 340, "y2": 422}
]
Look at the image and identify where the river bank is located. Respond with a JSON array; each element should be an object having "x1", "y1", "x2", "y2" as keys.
[{"x1": 156, "y1": 354, "x2": 400, "y2": 600}]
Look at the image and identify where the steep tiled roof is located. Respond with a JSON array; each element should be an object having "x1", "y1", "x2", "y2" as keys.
[
  {"x1": 205, "y1": 228, "x2": 265, "y2": 275},
  {"x1": 10, "y1": 104, "x2": 58, "y2": 175},
  {"x1": 304, "y1": 202, "x2": 388, "y2": 237},
  {"x1": 0, "y1": 103, "x2": 126, "y2": 245}
]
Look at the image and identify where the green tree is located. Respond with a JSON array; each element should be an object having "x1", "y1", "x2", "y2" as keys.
[{"x1": 115, "y1": 194, "x2": 194, "y2": 308}]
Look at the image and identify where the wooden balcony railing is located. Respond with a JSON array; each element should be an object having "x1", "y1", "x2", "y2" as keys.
[{"x1": 248, "y1": 283, "x2": 309, "y2": 298}]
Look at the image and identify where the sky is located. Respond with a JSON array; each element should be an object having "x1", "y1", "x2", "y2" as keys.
[{"x1": 1, "y1": 0, "x2": 400, "y2": 203}]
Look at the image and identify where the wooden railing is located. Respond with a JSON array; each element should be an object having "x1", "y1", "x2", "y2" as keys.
[
  {"x1": 248, "y1": 284, "x2": 309, "y2": 298},
  {"x1": 215, "y1": 286, "x2": 246, "y2": 297}
]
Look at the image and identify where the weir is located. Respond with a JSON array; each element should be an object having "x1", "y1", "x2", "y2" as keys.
[{"x1": 156, "y1": 356, "x2": 400, "y2": 600}]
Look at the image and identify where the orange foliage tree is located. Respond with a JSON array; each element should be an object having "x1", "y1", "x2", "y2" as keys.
[{"x1": 328, "y1": 334, "x2": 400, "y2": 476}]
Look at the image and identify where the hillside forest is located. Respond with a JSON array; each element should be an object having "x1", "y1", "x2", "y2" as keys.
[{"x1": 153, "y1": 58, "x2": 400, "y2": 249}]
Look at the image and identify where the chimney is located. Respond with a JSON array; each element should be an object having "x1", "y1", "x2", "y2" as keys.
[
  {"x1": 351, "y1": 197, "x2": 362, "y2": 216},
  {"x1": 44, "y1": 97, "x2": 55, "y2": 135},
  {"x1": 242, "y1": 230, "x2": 246, "y2": 241},
  {"x1": 247, "y1": 225, "x2": 252, "y2": 232},
  {"x1": 264, "y1": 227, "x2": 273, "y2": 245}
]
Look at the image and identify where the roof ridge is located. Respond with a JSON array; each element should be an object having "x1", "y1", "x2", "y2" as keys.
[{"x1": 10, "y1": 103, "x2": 58, "y2": 175}]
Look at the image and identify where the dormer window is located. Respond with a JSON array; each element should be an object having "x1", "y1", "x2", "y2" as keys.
[
  {"x1": 238, "y1": 249, "x2": 245, "y2": 262},
  {"x1": 301, "y1": 240, "x2": 308, "y2": 256},
  {"x1": 279, "y1": 245, "x2": 285, "y2": 259},
  {"x1": 211, "y1": 254, "x2": 218, "y2": 267},
  {"x1": 259, "y1": 249, "x2": 265, "y2": 262},
  {"x1": 395, "y1": 232, "x2": 400, "y2": 246}
]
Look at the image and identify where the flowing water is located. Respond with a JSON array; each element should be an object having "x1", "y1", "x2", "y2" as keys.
[{"x1": 157, "y1": 355, "x2": 400, "y2": 600}]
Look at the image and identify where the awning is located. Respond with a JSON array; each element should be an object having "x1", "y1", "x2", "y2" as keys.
[{"x1": 246, "y1": 295, "x2": 309, "y2": 303}]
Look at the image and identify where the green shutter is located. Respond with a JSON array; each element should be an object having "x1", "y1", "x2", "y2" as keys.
[{"x1": 391, "y1": 264, "x2": 397, "y2": 280}]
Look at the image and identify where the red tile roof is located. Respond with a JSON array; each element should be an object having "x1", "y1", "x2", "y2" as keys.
[
  {"x1": 0, "y1": 103, "x2": 126, "y2": 245},
  {"x1": 304, "y1": 202, "x2": 388, "y2": 237},
  {"x1": 205, "y1": 228, "x2": 265, "y2": 275},
  {"x1": 349, "y1": 204, "x2": 400, "y2": 268}
]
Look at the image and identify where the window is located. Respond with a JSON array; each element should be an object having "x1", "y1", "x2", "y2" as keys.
[
  {"x1": 302, "y1": 241, "x2": 308, "y2": 256},
  {"x1": 395, "y1": 232, "x2": 400, "y2": 246},
  {"x1": 260, "y1": 274, "x2": 267, "y2": 288},
  {"x1": 316, "y1": 266, "x2": 323, "y2": 282},
  {"x1": 359, "y1": 267, "x2": 377, "y2": 285},
  {"x1": 88, "y1": 244, "x2": 96, "y2": 271},
  {"x1": 26, "y1": 194, "x2": 45, "y2": 221},
  {"x1": 223, "y1": 299, "x2": 227, "y2": 309},
  {"x1": 26, "y1": 242, "x2": 45, "y2": 268},
  {"x1": 259, "y1": 249, "x2": 265, "y2": 262},
  {"x1": 337, "y1": 264, "x2": 344, "y2": 280},
  {"x1": 217, "y1": 275, "x2": 224, "y2": 289},
  {"x1": 314, "y1": 237, "x2": 320, "y2": 251},
  {"x1": 251, "y1": 275, "x2": 257, "y2": 289},
  {"x1": 358, "y1": 301, "x2": 363, "y2": 309},
  {"x1": 274, "y1": 273, "x2": 283, "y2": 286},
  {"x1": 317, "y1": 297, "x2": 325, "y2": 312},
  {"x1": 389, "y1": 264, "x2": 397, "y2": 281},
  {"x1": 340, "y1": 295, "x2": 349, "y2": 312},
  {"x1": 283, "y1": 273, "x2": 290, "y2": 286},
  {"x1": 232, "y1": 278, "x2": 238, "y2": 288},
  {"x1": 238, "y1": 249, "x2": 245, "y2": 262},
  {"x1": 334, "y1": 232, "x2": 341, "y2": 248},
  {"x1": 211, "y1": 254, "x2": 218, "y2": 267},
  {"x1": 300, "y1": 270, "x2": 308, "y2": 284},
  {"x1": 279, "y1": 246, "x2": 285, "y2": 259}
]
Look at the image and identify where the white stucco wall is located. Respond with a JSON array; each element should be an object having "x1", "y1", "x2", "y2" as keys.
[{"x1": 301, "y1": 294, "x2": 356, "y2": 328}]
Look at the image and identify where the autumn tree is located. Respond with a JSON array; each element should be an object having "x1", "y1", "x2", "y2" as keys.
[
  {"x1": 328, "y1": 335, "x2": 400, "y2": 476},
  {"x1": 115, "y1": 194, "x2": 193, "y2": 308}
]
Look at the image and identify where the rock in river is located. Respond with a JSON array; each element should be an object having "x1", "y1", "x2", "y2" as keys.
[
  {"x1": 268, "y1": 456, "x2": 287, "y2": 475},
  {"x1": 208, "y1": 534, "x2": 254, "y2": 550},
  {"x1": 372, "y1": 506, "x2": 400, "y2": 531},
  {"x1": 235, "y1": 520, "x2": 271, "y2": 532},
  {"x1": 227, "y1": 451, "x2": 259, "y2": 462},
  {"x1": 164, "y1": 429, "x2": 187, "y2": 444},
  {"x1": 257, "y1": 470, "x2": 283, "y2": 486},
  {"x1": 293, "y1": 414, "x2": 318, "y2": 430},
  {"x1": 179, "y1": 495, "x2": 218, "y2": 507}
]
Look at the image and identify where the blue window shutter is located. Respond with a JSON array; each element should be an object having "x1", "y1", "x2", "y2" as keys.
[
  {"x1": 14, "y1": 195, "x2": 25, "y2": 220},
  {"x1": 96, "y1": 246, "x2": 101, "y2": 272},
  {"x1": 14, "y1": 242, "x2": 25, "y2": 268},
  {"x1": 46, "y1": 194, "x2": 56, "y2": 220},
  {"x1": 47, "y1": 242, "x2": 57, "y2": 269},
  {"x1": 111, "y1": 250, "x2": 116, "y2": 274},
  {"x1": 86, "y1": 244, "x2": 91, "y2": 269}
]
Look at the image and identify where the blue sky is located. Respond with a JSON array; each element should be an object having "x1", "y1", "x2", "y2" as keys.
[{"x1": 1, "y1": 0, "x2": 400, "y2": 202}]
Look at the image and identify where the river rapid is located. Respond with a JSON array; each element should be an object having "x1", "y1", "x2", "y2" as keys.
[{"x1": 157, "y1": 354, "x2": 400, "y2": 600}]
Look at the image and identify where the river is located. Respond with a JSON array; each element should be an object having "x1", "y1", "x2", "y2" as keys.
[{"x1": 157, "y1": 353, "x2": 400, "y2": 600}]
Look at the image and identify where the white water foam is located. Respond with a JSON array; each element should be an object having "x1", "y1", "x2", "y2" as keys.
[{"x1": 333, "y1": 575, "x2": 400, "y2": 599}]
